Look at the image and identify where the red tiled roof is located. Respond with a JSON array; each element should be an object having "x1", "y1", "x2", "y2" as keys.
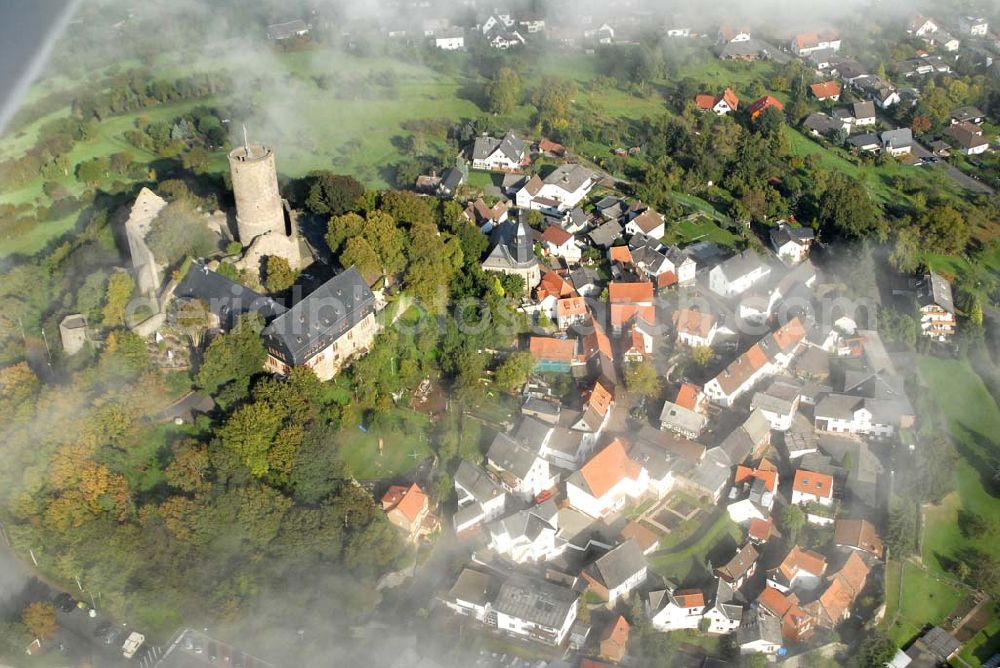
[
  {"x1": 759, "y1": 585, "x2": 793, "y2": 617},
  {"x1": 657, "y1": 271, "x2": 678, "y2": 289},
  {"x1": 557, "y1": 297, "x2": 587, "y2": 318},
  {"x1": 538, "y1": 138, "x2": 565, "y2": 155},
  {"x1": 695, "y1": 94, "x2": 716, "y2": 110},
  {"x1": 579, "y1": 439, "x2": 643, "y2": 498},
  {"x1": 541, "y1": 225, "x2": 573, "y2": 246},
  {"x1": 792, "y1": 469, "x2": 834, "y2": 498},
  {"x1": 387, "y1": 482, "x2": 428, "y2": 524},
  {"x1": 810, "y1": 81, "x2": 842, "y2": 99},
  {"x1": 834, "y1": 551, "x2": 870, "y2": 595},
  {"x1": 609, "y1": 245, "x2": 634, "y2": 264},
  {"x1": 611, "y1": 303, "x2": 656, "y2": 328},
  {"x1": 734, "y1": 462, "x2": 778, "y2": 492},
  {"x1": 586, "y1": 380, "x2": 614, "y2": 416},
  {"x1": 721, "y1": 87, "x2": 739, "y2": 110},
  {"x1": 620, "y1": 521, "x2": 659, "y2": 552},
  {"x1": 749, "y1": 95, "x2": 785, "y2": 118},
  {"x1": 674, "y1": 589, "x2": 706, "y2": 609},
  {"x1": 675, "y1": 383, "x2": 700, "y2": 411},
  {"x1": 609, "y1": 281, "x2": 654, "y2": 304},
  {"x1": 581, "y1": 316, "x2": 613, "y2": 358},
  {"x1": 537, "y1": 270, "x2": 577, "y2": 300},
  {"x1": 529, "y1": 336, "x2": 577, "y2": 363},
  {"x1": 673, "y1": 309, "x2": 716, "y2": 339},
  {"x1": 773, "y1": 317, "x2": 806, "y2": 353},
  {"x1": 834, "y1": 519, "x2": 884, "y2": 558},
  {"x1": 748, "y1": 517, "x2": 778, "y2": 542},
  {"x1": 778, "y1": 546, "x2": 828, "y2": 581}
]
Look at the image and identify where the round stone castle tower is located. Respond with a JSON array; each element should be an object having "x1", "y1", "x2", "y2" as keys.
[{"x1": 227, "y1": 142, "x2": 286, "y2": 244}]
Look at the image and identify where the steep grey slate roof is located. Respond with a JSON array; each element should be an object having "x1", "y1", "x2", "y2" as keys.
[
  {"x1": 175, "y1": 261, "x2": 287, "y2": 330},
  {"x1": 488, "y1": 432, "x2": 539, "y2": 479},
  {"x1": 586, "y1": 539, "x2": 647, "y2": 589},
  {"x1": 261, "y1": 266, "x2": 374, "y2": 366},
  {"x1": 454, "y1": 460, "x2": 505, "y2": 505},
  {"x1": 493, "y1": 574, "x2": 579, "y2": 627}
]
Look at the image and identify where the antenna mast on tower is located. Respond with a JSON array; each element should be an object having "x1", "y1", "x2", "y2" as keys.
[{"x1": 242, "y1": 123, "x2": 249, "y2": 155}]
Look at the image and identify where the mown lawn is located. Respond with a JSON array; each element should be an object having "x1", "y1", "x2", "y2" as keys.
[
  {"x1": 916, "y1": 356, "x2": 1000, "y2": 576},
  {"x1": 336, "y1": 409, "x2": 433, "y2": 480},
  {"x1": 649, "y1": 511, "x2": 742, "y2": 584},
  {"x1": 883, "y1": 560, "x2": 964, "y2": 647},
  {"x1": 663, "y1": 216, "x2": 738, "y2": 248}
]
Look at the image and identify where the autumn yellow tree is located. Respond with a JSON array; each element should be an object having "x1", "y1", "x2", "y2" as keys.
[{"x1": 22, "y1": 602, "x2": 57, "y2": 640}]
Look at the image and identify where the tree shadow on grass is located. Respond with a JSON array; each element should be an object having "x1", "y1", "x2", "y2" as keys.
[{"x1": 951, "y1": 425, "x2": 1000, "y2": 500}]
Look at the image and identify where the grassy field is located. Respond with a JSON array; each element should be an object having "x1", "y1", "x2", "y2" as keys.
[
  {"x1": 917, "y1": 356, "x2": 1000, "y2": 576},
  {"x1": 649, "y1": 511, "x2": 742, "y2": 584},
  {"x1": 663, "y1": 215, "x2": 739, "y2": 247},
  {"x1": 336, "y1": 410, "x2": 433, "y2": 480},
  {"x1": 883, "y1": 559, "x2": 965, "y2": 647}
]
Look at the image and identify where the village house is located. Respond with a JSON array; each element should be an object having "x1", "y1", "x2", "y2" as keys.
[
  {"x1": 858, "y1": 78, "x2": 900, "y2": 109},
  {"x1": 481, "y1": 220, "x2": 541, "y2": 290},
  {"x1": 540, "y1": 225, "x2": 581, "y2": 264},
  {"x1": 747, "y1": 95, "x2": 784, "y2": 121},
  {"x1": 834, "y1": 518, "x2": 884, "y2": 559},
  {"x1": 486, "y1": 430, "x2": 558, "y2": 501},
  {"x1": 916, "y1": 271, "x2": 957, "y2": 341},
  {"x1": 464, "y1": 198, "x2": 508, "y2": 233},
  {"x1": 453, "y1": 460, "x2": 507, "y2": 534},
  {"x1": 770, "y1": 222, "x2": 815, "y2": 265},
  {"x1": 434, "y1": 30, "x2": 465, "y2": 50},
  {"x1": 445, "y1": 568, "x2": 498, "y2": 622},
  {"x1": 589, "y1": 220, "x2": 624, "y2": 249},
  {"x1": 959, "y1": 16, "x2": 988, "y2": 36},
  {"x1": 581, "y1": 538, "x2": 649, "y2": 605},
  {"x1": 624, "y1": 206, "x2": 666, "y2": 239},
  {"x1": 751, "y1": 379, "x2": 802, "y2": 431},
  {"x1": 908, "y1": 16, "x2": 939, "y2": 37},
  {"x1": 880, "y1": 128, "x2": 913, "y2": 156},
  {"x1": 738, "y1": 607, "x2": 783, "y2": 656},
  {"x1": 717, "y1": 25, "x2": 752, "y2": 43},
  {"x1": 539, "y1": 426, "x2": 597, "y2": 470},
  {"x1": 727, "y1": 459, "x2": 779, "y2": 524},
  {"x1": 598, "y1": 616, "x2": 631, "y2": 663},
  {"x1": 792, "y1": 31, "x2": 841, "y2": 56},
  {"x1": 695, "y1": 88, "x2": 740, "y2": 115},
  {"x1": 803, "y1": 552, "x2": 870, "y2": 628},
  {"x1": 572, "y1": 380, "x2": 616, "y2": 433},
  {"x1": 516, "y1": 163, "x2": 595, "y2": 212},
  {"x1": 709, "y1": 251, "x2": 772, "y2": 298},
  {"x1": 809, "y1": 81, "x2": 842, "y2": 102},
  {"x1": 757, "y1": 587, "x2": 815, "y2": 643},
  {"x1": 648, "y1": 586, "x2": 706, "y2": 631},
  {"x1": 748, "y1": 517, "x2": 780, "y2": 544},
  {"x1": 487, "y1": 499, "x2": 563, "y2": 563},
  {"x1": 566, "y1": 439, "x2": 650, "y2": 518},
  {"x1": 713, "y1": 542, "x2": 759, "y2": 590},
  {"x1": 267, "y1": 19, "x2": 310, "y2": 41},
  {"x1": 673, "y1": 308, "x2": 718, "y2": 348},
  {"x1": 848, "y1": 132, "x2": 881, "y2": 153},
  {"x1": 381, "y1": 483, "x2": 437, "y2": 542},
  {"x1": 814, "y1": 393, "x2": 904, "y2": 438},
  {"x1": 767, "y1": 546, "x2": 827, "y2": 593},
  {"x1": 556, "y1": 296, "x2": 587, "y2": 330},
  {"x1": 608, "y1": 281, "x2": 655, "y2": 336},
  {"x1": 852, "y1": 100, "x2": 877, "y2": 126},
  {"x1": 703, "y1": 344, "x2": 772, "y2": 407},
  {"x1": 262, "y1": 267, "x2": 380, "y2": 382},
  {"x1": 704, "y1": 578, "x2": 744, "y2": 634},
  {"x1": 791, "y1": 468, "x2": 834, "y2": 507},
  {"x1": 950, "y1": 105, "x2": 986, "y2": 125},
  {"x1": 945, "y1": 122, "x2": 989, "y2": 156},
  {"x1": 471, "y1": 131, "x2": 528, "y2": 170},
  {"x1": 889, "y1": 627, "x2": 962, "y2": 668},
  {"x1": 493, "y1": 574, "x2": 580, "y2": 645},
  {"x1": 659, "y1": 383, "x2": 708, "y2": 439}
]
